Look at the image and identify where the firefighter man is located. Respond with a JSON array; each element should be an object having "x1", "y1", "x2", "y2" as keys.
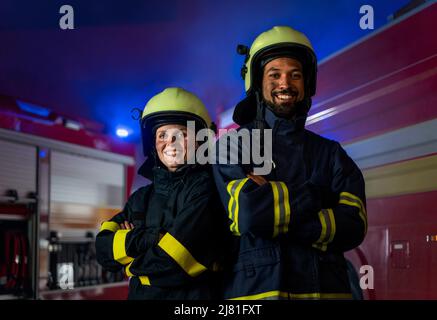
[
  {"x1": 96, "y1": 87, "x2": 227, "y2": 299},
  {"x1": 212, "y1": 26, "x2": 367, "y2": 300}
]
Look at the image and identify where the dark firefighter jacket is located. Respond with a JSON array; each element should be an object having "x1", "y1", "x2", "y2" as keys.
[
  {"x1": 96, "y1": 164, "x2": 228, "y2": 300},
  {"x1": 212, "y1": 107, "x2": 367, "y2": 300}
]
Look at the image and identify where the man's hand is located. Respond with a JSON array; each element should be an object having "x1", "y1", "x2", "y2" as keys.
[
  {"x1": 119, "y1": 221, "x2": 134, "y2": 230},
  {"x1": 247, "y1": 172, "x2": 268, "y2": 186}
]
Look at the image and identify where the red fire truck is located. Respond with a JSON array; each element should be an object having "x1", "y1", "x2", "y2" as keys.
[{"x1": 0, "y1": 95, "x2": 135, "y2": 299}]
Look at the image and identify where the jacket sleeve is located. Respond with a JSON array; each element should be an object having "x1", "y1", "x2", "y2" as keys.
[
  {"x1": 125, "y1": 174, "x2": 225, "y2": 287},
  {"x1": 288, "y1": 142, "x2": 367, "y2": 252},
  {"x1": 95, "y1": 186, "x2": 161, "y2": 272},
  {"x1": 212, "y1": 141, "x2": 367, "y2": 252}
]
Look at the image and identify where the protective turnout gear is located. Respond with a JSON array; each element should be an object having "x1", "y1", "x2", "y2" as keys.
[
  {"x1": 212, "y1": 26, "x2": 366, "y2": 300},
  {"x1": 96, "y1": 165, "x2": 227, "y2": 299},
  {"x1": 213, "y1": 108, "x2": 367, "y2": 300},
  {"x1": 234, "y1": 26, "x2": 317, "y2": 126},
  {"x1": 96, "y1": 88, "x2": 228, "y2": 299}
]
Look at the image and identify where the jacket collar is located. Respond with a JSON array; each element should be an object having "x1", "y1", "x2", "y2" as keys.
[
  {"x1": 150, "y1": 165, "x2": 191, "y2": 194},
  {"x1": 138, "y1": 159, "x2": 201, "y2": 191},
  {"x1": 264, "y1": 105, "x2": 307, "y2": 135}
]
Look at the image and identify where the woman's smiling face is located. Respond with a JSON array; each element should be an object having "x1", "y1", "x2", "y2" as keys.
[{"x1": 155, "y1": 124, "x2": 189, "y2": 172}]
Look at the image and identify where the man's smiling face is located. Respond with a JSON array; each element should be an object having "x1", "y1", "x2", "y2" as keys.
[{"x1": 261, "y1": 57, "x2": 305, "y2": 119}]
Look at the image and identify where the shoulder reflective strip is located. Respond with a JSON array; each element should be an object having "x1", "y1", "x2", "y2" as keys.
[
  {"x1": 125, "y1": 261, "x2": 134, "y2": 277},
  {"x1": 270, "y1": 182, "x2": 281, "y2": 238},
  {"x1": 139, "y1": 276, "x2": 151, "y2": 286},
  {"x1": 279, "y1": 182, "x2": 291, "y2": 233},
  {"x1": 99, "y1": 221, "x2": 120, "y2": 233},
  {"x1": 228, "y1": 178, "x2": 249, "y2": 235},
  {"x1": 158, "y1": 233, "x2": 207, "y2": 277},
  {"x1": 339, "y1": 191, "x2": 367, "y2": 234},
  {"x1": 113, "y1": 230, "x2": 134, "y2": 265},
  {"x1": 229, "y1": 290, "x2": 289, "y2": 300}
]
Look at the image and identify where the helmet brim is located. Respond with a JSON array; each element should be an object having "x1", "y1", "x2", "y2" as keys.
[
  {"x1": 249, "y1": 43, "x2": 317, "y2": 97},
  {"x1": 140, "y1": 111, "x2": 208, "y2": 157}
]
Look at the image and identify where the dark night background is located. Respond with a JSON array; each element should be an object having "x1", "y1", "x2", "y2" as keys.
[{"x1": 0, "y1": 0, "x2": 411, "y2": 142}]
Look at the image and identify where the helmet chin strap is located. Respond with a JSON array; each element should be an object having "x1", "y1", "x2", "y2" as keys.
[
  {"x1": 253, "y1": 91, "x2": 267, "y2": 174},
  {"x1": 254, "y1": 91, "x2": 266, "y2": 130}
]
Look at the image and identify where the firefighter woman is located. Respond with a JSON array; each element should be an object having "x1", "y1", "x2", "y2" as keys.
[
  {"x1": 96, "y1": 87, "x2": 226, "y2": 299},
  {"x1": 212, "y1": 26, "x2": 367, "y2": 299}
]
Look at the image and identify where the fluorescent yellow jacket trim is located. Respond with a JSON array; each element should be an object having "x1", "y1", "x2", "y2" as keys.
[
  {"x1": 339, "y1": 191, "x2": 367, "y2": 234},
  {"x1": 125, "y1": 261, "x2": 134, "y2": 277},
  {"x1": 270, "y1": 181, "x2": 291, "y2": 237},
  {"x1": 229, "y1": 290, "x2": 352, "y2": 300},
  {"x1": 113, "y1": 230, "x2": 134, "y2": 265},
  {"x1": 312, "y1": 208, "x2": 336, "y2": 252},
  {"x1": 139, "y1": 276, "x2": 151, "y2": 285},
  {"x1": 125, "y1": 261, "x2": 151, "y2": 286},
  {"x1": 158, "y1": 232, "x2": 207, "y2": 277},
  {"x1": 226, "y1": 178, "x2": 249, "y2": 235},
  {"x1": 230, "y1": 290, "x2": 289, "y2": 300},
  {"x1": 100, "y1": 221, "x2": 120, "y2": 233}
]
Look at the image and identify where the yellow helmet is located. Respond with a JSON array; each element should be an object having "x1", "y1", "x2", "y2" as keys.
[
  {"x1": 239, "y1": 25, "x2": 317, "y2": 96},
  {"x1": 140, "y1": 87, "x2": 214, "y2": 157},
  {"x1": 142, "y1": 87, "x2": 212, "y2": 128},
  {"x1": 233, "y1": 26, "x2": 318, "y2": 125}
]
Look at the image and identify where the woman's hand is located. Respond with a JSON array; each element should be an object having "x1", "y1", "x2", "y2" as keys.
[{"x1": 119, "y1": 221, "x2": 134, "y2": 230}]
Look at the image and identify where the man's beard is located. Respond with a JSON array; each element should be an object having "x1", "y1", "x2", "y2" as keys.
[
  {"x1": 264, "y1": 88, "x2": 301, "y2": 119},
  {"x1": 264, "y1": 98, "x2": 297, "y2": 119}
]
